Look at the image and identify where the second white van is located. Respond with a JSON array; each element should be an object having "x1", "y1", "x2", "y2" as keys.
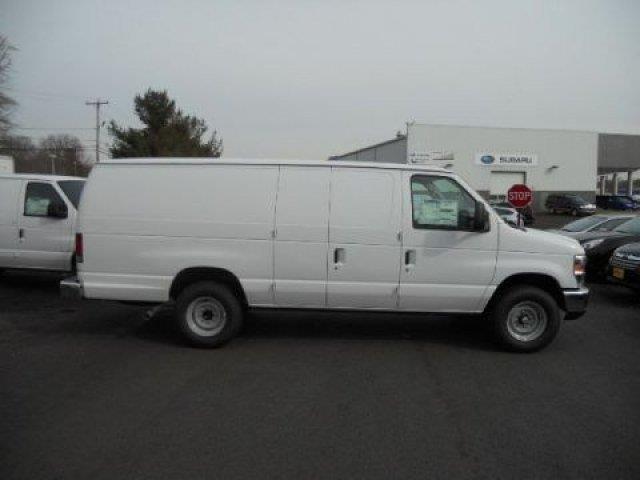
[
  {"x1": 62, "y1": 159, "x2": 589, "y2": 352},
  {"x1": 0, "y1": 174, "x2": 85, "y2": 273}
]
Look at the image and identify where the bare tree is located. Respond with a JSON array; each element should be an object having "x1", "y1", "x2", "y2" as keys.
[
  {"x1": 0, "y1": 134, "x2": 37, "y2": 170},
  {"x1": 1, "y1": 133, "x2": 93, "y2": 176},
  {"x1": 0, "y1": 35, "x2": 16, "y2": 136},
  {"x1": 39, "y1": 134, "x2": 92, "y2": 176}
]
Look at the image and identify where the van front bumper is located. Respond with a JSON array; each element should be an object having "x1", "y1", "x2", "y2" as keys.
[
  {"x1": 563, "y1": 287, "x2": 589, "y2": 320},
  {"x1": 60, "y1": 276, "x2": 83, "y2": 300}
]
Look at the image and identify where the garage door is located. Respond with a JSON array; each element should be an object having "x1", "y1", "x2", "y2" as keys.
[{"x1": 489, "y1": 172, "x2": 525, "y2": 202}]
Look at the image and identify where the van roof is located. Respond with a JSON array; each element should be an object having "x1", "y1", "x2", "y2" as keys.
[
  {"x1": 0, "y1": 173, "x2": 86, "y2": 181},
  {"x1": 100, "y1": 157, "x2": 450, "y2": 172}
]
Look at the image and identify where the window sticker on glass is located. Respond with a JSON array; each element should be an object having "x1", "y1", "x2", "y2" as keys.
[
  {"x1": 411, "y1": 175, "x2": 475, "y2": 230},
  {"x1": 25, "y1": 196, "x2": 50, "y2": 216},
  {"x1": 415, "y1": 196, "x2": 459, "y2": 227}
]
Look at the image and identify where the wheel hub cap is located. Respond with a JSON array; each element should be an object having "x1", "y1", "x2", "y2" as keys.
[
  {"x1": 186, "y1": 297, "x2": 227, "y2": 337},
  {"x1": 506, "y1": 301, "x2": 548, "y2": 342}
]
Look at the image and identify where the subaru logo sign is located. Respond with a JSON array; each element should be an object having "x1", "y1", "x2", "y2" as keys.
[{"x1": 480, "y1": 155, "x2": 495, "y2": 165}]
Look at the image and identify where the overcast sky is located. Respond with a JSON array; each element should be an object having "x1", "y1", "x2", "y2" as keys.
[{"x1": 2, "y1": 0, "x2": 639, "y2": 160}]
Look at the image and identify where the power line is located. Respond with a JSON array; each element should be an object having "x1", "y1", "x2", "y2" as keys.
[
  {"x1": 0, "y1": 146, "x2": 100, "y2": 151},
  {"x1": 12, "y1": 126, "x2": 94, "y2": 131},
  {"x1": 2, "y1": 86, "x2": 88, "y2": 101}
]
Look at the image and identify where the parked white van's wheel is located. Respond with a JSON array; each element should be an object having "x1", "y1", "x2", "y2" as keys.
[
  {"x1": 491, "y1": 286, "x2": 561, "y2": 352},
  {"x1": 176, "y1": 282, "x2": 243, "y2": 347}
]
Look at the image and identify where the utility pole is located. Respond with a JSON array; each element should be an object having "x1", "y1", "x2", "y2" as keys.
[{"x1": 85, "y1": 98, "x2": 109, "y2": 163}]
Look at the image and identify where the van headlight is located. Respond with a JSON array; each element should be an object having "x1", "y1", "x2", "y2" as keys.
[
  {"x1": 573, "y1": 255, "x2": 586, "y2": 277},
  {"x1": 582, "y1": 238, "x2": 604, "y2": 250}
]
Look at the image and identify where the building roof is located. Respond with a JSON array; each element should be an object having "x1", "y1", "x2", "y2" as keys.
[
  {"x1": 99, "y1": 157, "x2": 448, "y2": 172},
  {"x1": 0, "y1": 173, "x2": 85, "y2": 181},
  {"x1": 328, "y1": 135, "x2": 406, "y2": 160}
]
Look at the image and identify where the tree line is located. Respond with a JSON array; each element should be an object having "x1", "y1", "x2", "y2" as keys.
[
  {"x1": 0, "y1": 33, "x2": 223, "y2": 177},
  {"x1": 1, "y1": 134, "x2": 93, "y2": 176}
]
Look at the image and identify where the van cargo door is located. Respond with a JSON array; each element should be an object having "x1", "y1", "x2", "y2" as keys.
[
  {"x1": 327, "y1": 168, "x2": 402, "y2": 309},
  {"x1": 273, "y1": 166, "x2": 330, "y2": 307}
]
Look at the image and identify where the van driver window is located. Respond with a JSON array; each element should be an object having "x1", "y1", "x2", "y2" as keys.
[
  {"x1": 411, "y1": 176, "x2": 476, "y2": 230},
  {"x1": 24, "y1": 183, "x2": 62, "y2": 217}
]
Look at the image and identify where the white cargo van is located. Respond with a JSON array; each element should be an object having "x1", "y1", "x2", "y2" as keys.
[
  {"x1": 0, "y1": 174, "x2": 85, "y2": 272},
  {"x1": 62, "y1": 159, "x2": 589, "y2": 351}
]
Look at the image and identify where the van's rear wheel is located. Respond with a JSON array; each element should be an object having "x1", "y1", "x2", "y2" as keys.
[
  {"x1": 490, "y1": 286, "x2": 561, "y2": 352},
  {"x1": 176, "y1": 282, "x2": 243, "y2": 347}
]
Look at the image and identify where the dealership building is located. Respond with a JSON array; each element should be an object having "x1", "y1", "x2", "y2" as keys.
[{"x1": 330, "y1": 123, "x2": 640, "y2": 211}]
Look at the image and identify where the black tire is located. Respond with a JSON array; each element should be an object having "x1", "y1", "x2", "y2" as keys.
[
  {"x1": 489, "y1": 286, "x2": 561, "y2": 352},
  {"x1": 175, "y1": 281, "x2": 243, "y2": 347}
]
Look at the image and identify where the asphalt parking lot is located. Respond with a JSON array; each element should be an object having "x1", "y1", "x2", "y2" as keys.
[{"x1": 1, "y1": 268, "x2": 639, "y2": 480}]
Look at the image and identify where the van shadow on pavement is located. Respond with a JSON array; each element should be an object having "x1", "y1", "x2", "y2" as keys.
[
  {"x1": 0, "y1": 270, "x2": 509, "y2": 352},
  {"x1": 136, "y1": 305, "x2": 499, "y2": 352}
]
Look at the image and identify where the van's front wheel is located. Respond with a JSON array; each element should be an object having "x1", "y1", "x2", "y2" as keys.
[
  {"x1": 176, "y1": 282, "x2": 243, "y2": 347},
  {"x1": 490, "y1": 286, "x2": 561, "y2": 352}
]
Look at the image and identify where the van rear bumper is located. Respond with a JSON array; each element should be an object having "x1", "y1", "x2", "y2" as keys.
[
  {"x1": 60, "y1": 276, "x2": 83, "y2": 300},
  {"x1": 563, "y1": 287, "x2": 589, "y2": 320}
]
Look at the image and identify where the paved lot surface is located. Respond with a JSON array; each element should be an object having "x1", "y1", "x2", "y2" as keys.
[{"x1": 1, "y1": 271, "x2": 639, "y2": 480}]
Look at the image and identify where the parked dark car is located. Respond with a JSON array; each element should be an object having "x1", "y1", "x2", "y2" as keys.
[
  {"x1": 490, "y1": 201, "x2": 535, "y2": 225},
  {"x1": 546, "y1": 214, "x2": 634, "y2": 238},
  {"x1": 574, "y1": 216, "x2": 640, "y2": 279},
  {"x1": 607, "y1": 242, "x2": 640, "y2": 291},
  {"x1": 545, "y1": 194, "x2": 596, "y2": 216},
  {"x1": 595, "y1": 195, "x2": 638, "y2": 211}
]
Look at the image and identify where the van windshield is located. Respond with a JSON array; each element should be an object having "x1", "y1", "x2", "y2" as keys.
[{"x1": 57, "y1": 180, "x2": 85, "y2": 209}]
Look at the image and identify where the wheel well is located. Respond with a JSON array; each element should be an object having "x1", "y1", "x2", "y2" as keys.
[
  {"x1": 169, "y1": 267, "x2": 248, "y2": 309},
  {"x1": 485, "y1": 273, "x2": 565, "y2": 313}
]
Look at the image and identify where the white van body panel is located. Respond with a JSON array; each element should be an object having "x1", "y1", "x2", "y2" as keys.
[
  {"x1": 470, "y1": 225, "x2": 583, "y2": 311},
  {"x1": 495, "y1": 226, "x2": 582, "y2": 288},
  {"x1": 327, "y1": 168, "x2": 402, "y2": 309},
  {"x1": 75, "y1": 158, "x2": 584, "y2": 314},
  {"x1": 399, "y1": 171, "x2": 499, "y2": 312},
  {"x1": 78, "y1": 164, "x2": 278, "y2": 304},
  {"x1": 0, "y1": 174, "x2": 83, "y2": 272},
  {"x1": 274, "y1": 166, "x2": 329, "y2": 307}
]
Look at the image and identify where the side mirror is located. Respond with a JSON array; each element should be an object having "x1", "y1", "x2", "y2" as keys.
[
  {"x1": 474, "y1": 202, "x2": 490, "y2": 232},
  {"x1": 47, "y1": 202, "x2": 68, "y2": 219}
]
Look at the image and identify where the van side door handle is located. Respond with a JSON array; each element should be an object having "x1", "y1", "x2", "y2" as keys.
[
  {"x1": 18, "y1": 228, "x2": 24, "y2": 240},
  {"x1": 404, "y1": 249, "x2": 416, "y2": 272},
  {"x1": 333, "y1": 248, "x2": 346, "y2": 269}
]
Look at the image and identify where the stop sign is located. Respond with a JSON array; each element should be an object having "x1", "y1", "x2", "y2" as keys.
[{"x1": 507, "y1": 184, "x2": 533, "y2": 208}]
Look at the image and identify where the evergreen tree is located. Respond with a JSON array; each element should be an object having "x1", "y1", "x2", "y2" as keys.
[{"x1": 109, "y1": 89, "x2": 223, "y2": 158}]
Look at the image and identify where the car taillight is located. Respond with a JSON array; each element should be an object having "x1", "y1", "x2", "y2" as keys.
[{"x1": 75, "y1": 233, "x2": 83, "y2": 263}]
